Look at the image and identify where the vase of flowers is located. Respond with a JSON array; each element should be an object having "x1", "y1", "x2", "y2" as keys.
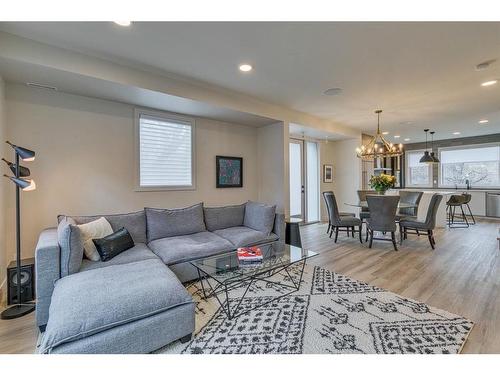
[{"x1": 369, "y1": 173, "x2": 396, "y2": 194}]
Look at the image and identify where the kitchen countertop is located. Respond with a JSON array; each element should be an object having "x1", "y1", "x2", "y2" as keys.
[{"x1": 399, "y1": 188, "x2": 500, "y2": 193}]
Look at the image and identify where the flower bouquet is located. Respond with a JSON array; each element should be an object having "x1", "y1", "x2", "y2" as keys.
[{"x1": 369, "y1": 173, "x2": 396, "y2": 194}]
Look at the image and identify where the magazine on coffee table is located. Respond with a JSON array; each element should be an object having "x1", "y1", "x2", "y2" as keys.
[{"x1": 237, "y1": 246, "x2": 263, "y2": 264}]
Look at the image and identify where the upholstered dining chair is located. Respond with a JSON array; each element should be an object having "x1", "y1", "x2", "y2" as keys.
[
  {"x1": 399, "y1": 194, "x2": 443, "y2": 249},
  {"x1": 322, "y1": 191, "x2": 355, "y2": 235},
  {"x1": 323, "y1": 191, "x2": 362, "y2": 243},
  {"x1": 366, "y1": 195, "x2": 400, "y2": 251},
  {"x1": 356, "y1": 190, "x2": 374, "y2": 223},
  {"x1": 396, "y1": 191, "x2": 423, "y2": 221}
]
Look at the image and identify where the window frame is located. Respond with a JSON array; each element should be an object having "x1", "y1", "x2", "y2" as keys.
[
  {"x1": 134, "y1": 108, "x2": 196, "y2": 192},
  {"x1": 404, "y1": 149, "x2": 433, "y2": 188},
  {"x1": 437, "y1": 142, "x2": 500, "y2": 189}
]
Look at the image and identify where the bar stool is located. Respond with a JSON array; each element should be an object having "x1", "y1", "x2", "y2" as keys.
[
  {"x1": 446, "y1": 194, "x2": 469, "y2": 228},
  {"x1": 461, "y1": 193, "x2": 476, "y2": 225}
]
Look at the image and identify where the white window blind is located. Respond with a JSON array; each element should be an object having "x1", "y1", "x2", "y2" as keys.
[{"x1": 138, "y1": 113, "x2": 194, "y2": 188}]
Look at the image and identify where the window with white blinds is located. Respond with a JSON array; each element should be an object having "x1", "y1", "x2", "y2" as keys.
[{"x1": 137, "y1": 111, "x2": 195, "y2": 189}]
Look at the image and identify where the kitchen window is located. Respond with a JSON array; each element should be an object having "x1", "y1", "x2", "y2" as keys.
[
  {"x1": 135, "y1": 109, "x2": 195, "y2": 190},
  {"x1": 439, "y1": 143, "x2": 500, "y2": 188},
  {"x1": 405, "y1": 150, "x2": 433, "y2": 187}
]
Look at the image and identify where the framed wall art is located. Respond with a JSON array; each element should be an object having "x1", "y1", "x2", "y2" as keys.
[{"x1": 216, "y1": 156, "x2": 243, "y2": 188}]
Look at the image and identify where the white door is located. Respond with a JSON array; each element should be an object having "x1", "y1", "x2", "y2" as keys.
[{"x1": 289, "y1": 139, "x2": 320, "y2": 223}]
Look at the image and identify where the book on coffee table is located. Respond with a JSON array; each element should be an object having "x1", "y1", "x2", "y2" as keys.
[{"x1": 237, "y1": 246, "x2": 263, "y2": 263}]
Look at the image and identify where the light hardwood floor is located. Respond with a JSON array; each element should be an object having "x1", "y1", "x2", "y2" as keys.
[{"x1": 1, "y1": 219, "x2": 499, "y2": 353}]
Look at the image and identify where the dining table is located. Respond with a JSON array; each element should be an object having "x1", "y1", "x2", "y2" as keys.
[{"x1": 345, "y1": 201, "x2": 418, "y2": 209}]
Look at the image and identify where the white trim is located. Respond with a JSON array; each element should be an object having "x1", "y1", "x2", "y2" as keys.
[
  {"x1": 437, "y1": 142, "x2": 500, "y2": 189},
  {"x1": 405, "y1": 149, "x2": 433, "y2": 188},
  {"x1": 134, "y1": 108, "x2": 196, "y2": 192}
]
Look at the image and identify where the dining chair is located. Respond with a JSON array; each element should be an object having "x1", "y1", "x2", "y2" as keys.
[
  {"x1": 322, "y1": 191, "x2": 355, "y2": 235},
  {"x1": 399, "y1": 194, "x2": 443, "y2": 249},
  {"x1": 356, "y1": 190, "x2": 374, "y2": 222},
  {"x1": 366, "y1": 195, "x2": 400, "y2": 251},
  {"x1": 396, "y1": 191, "x2": 423, "y2": 221},
  {"x1": 323, "y1": 191, "x2": 362, "y2": 243}
]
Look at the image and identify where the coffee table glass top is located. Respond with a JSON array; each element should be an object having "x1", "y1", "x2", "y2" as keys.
[{"x1": 191, "y1": 241, "x2": 317, "y2": 284}]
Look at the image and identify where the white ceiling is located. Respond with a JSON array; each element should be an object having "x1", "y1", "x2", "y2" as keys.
[{"x1": 1, "y1": 22, "x2": 500, "y2": 142}]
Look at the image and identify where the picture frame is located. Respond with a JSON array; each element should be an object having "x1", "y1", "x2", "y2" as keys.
[
  {"x1": 323, "y1": 164, "x2": 333, "y2": 183},
  {"x1": 216, "y1": 156, "x2": 243, "y2": 188}
]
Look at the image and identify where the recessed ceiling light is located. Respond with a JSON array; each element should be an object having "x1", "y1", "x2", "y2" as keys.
[
  {"x1": 481, "y1": 80, "x2": 497, "y2": 87},
  {"x1": 453, "y1": 132, "x2": 461, "y2": 135},
  {"x1": 478, "y1": 119, "x2": 489, "y2": 124},
  {"x1": 399, "y1": 121, "x2": 414, "y2": 126},
  {"x1": 114, "y1": 21, "x2": 131, "y2": 26},
  {"x1": 239, "y1": 64, "x2": 253, "y2": 72},
  {"x1": 394, "y1": 135, "x2": 401, "y2": 138},
  {"x1": 324, "y1": 88, "x2": 343, "y2": 96},
  {"x1": 382, "y1": 131, "x2": 389, "y2": 135},
  {"x1": 404, "y1": 138, "x2": 411, "y2": 142}
]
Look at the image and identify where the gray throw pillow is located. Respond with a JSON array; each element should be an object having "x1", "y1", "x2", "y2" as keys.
[
  {"x1": 243, "y1": 201, "x2": 276, "y2": 236},
  {"x1": 204, "y1": 203, "x2": 245, "y2": 232},
  {"x1": 146, "y1": 203, "x2": 206, "y2": 242},
  {"x1": 57, "y1": 217, "x2": 84, "y2": 277}
]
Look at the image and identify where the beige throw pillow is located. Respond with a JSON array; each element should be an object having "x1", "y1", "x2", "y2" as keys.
[{"x1": 78, "y1": 217, "x2": 113, "y2": 261}]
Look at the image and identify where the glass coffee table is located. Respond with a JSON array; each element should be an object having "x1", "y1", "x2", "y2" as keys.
[{"x1": 190, "y1": 242, "x2": 317, "y2": 319}]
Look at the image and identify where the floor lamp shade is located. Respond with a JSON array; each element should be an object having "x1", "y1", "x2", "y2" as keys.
[
  {"x1": 6, "y1": 141, "x2": 36, "y2": 161},
  {"x1": 2, "y1": 158, "x2": 30, "y2": 177},
  {"x1": 3, "y1": 175, "x2": 36, "y2": 191}
]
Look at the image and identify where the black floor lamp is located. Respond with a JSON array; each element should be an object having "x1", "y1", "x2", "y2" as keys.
[{"x1": 1, "y1": 141, "x2": 36, "y2": 320}]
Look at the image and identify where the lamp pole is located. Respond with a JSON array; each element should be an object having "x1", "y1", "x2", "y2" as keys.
[{"x1": 15, "y1": 151, "x2": 21, "y2": 308}]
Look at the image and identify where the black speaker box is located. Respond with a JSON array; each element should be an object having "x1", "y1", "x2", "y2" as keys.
[{"x1": 7, "y1": 258, "x2": 35, "y2": 305}]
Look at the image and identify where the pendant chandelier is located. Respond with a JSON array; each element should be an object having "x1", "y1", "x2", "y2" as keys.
[
  {"x1": 356, "y1": 109, "x2": 403, "y2": 160},
  {"x1": 420, "y1": 129, "x2": 440, "y2": 163}
]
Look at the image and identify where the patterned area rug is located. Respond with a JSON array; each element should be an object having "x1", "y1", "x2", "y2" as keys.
[{"x1": 157, "y1": 265, "x2": 473, "y2": 354}]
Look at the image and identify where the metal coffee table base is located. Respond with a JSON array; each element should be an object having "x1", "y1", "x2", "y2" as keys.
[{"x1": 196, "y1": 259, "x2": 307, "y2": 320}]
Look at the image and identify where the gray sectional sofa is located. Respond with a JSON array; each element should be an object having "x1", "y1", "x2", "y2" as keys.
[{"x1": 35, "y1": 201, "x2": 284, "y2": 354}]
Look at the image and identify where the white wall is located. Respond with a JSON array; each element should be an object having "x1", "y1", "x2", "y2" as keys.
[
  {"x1": 4, "y1": 83, "x2": 262, "y2": 260},
  {"x1": 0, "y1": 76, "x2": 6, "y2": 294},
  {"x1": 320, "y1": 137, "x2": 362, "y2": 221},
  {"x1": 257, "y1": 122, "x2": 289, "y2": 215}
]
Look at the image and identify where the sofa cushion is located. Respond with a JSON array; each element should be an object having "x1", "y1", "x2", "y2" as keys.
[
  {"x1": 39, "y1": 258, "x2": 193, "y2": 354},
  {"x1": 148, "y1": 231, "x2": 234, "y2": 265},
  {"x1": 243, "y1": 201, "x2": 276, "y2": 236},
  {"x1": 79, "y1": 243, "x2": 159, "y2": 272},
  {"x1": 78, "y1": 217, "x2": 114, "y2": 261},
  {"x1": 57, "y1": 217, "x2": 84, "y2": 277},
  {"x1": 213, "y1": 226, "x2": 279, "y2": 247},
  {"x1": 58, "y1": 210, "x2": 147, "y2": 245},
  {"x1": 145, "y1": 203, "x2": 206, "y2": 241},
  {"x1": 203, "y1": 203, "x2": 245, "y2": 232}
]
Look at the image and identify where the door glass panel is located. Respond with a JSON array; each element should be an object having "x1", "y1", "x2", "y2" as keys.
[
  {"x1": 289, "y1": 142, "x2": 302, "y2": 217},
  {"x1": 306, "y1": 141, "x2": 319, "y2": 222}
]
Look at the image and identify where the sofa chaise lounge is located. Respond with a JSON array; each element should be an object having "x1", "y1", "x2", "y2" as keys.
[{"x1": 35, "y1": 201, "x2": 284, "y2": 353}]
